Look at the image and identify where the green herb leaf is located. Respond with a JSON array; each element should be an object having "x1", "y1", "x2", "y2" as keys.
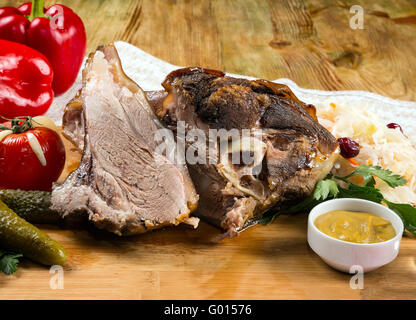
[
  {"x1": 338, "y1": 183, "x2": 384, "y2": 204},
  {"x1": 313, "y1": 179, "x2": 339, "y2": 201},
  {"x1": 0, "y1": 251, "x2": 23, "y2": 275},
  {"x1": 363, "y1": 176, "x2": 376, "y2": 188},
  {"x1": 285, "y1": 196, "x2": 321, "y2": 215},
  {"x1": 260, "y1": 164, "x2": 416, "y2": 236},
  {"x1": 384, "y1": 200, "x2": 416, "y2": 236},
  {"x1": 260, "y1": 196, "x2": 321, "y2": 225},
  {"x1": 259, "y1": 211, "x2": 281, "y2": 225},
  {"x1": 348, "y1": 165, "x2": 407, "y2": 188}
]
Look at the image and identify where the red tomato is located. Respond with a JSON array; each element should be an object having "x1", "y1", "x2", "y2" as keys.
[{"x1": 0, "y1": 127, "x2": 66, "y2": 191}]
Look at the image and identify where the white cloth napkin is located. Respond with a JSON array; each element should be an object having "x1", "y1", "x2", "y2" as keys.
[{"x1": 46, "y1": 41, "x2": 416, "y2": 144}]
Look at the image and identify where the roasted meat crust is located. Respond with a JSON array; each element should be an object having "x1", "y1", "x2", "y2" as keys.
[
  {"x1": 156, "y1": 67, "x2": 339, "y2": 237},
  {"x1": 59, "y1": 61, "x2": 339, "y2": 238}
]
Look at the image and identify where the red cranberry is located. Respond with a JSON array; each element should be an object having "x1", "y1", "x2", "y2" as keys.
[
  {"x1": 387, "y1": 123, "x2": 404, "y2": 133},
  {"x1": 337, "y1": 137, "x2": 360, "y2": 158}
]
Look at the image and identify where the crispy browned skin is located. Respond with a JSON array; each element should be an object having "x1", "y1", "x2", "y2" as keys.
[
  {"x1": 156, "y1": 67, "x2": 338, "y2": 238},
  {"x1": 60, "y1": 64, "x2": 338, "y2": 238}
]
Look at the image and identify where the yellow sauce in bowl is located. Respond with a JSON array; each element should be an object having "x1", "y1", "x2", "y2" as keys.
[{"x1": 314, "y1": 210, "x2": 396, "y2": 244}]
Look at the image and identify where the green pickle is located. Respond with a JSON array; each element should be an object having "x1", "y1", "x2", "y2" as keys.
[
  {"x1": 0, "y1": 189, "x2": 57, "y2": 223},
  {"x1": 0, "y1": 200, "x2": 66, "y2": 266}
]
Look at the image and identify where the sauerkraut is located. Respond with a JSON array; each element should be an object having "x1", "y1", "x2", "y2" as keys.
[{"x1": 317, "y1": 102, "x2": 416, "y2": 204}]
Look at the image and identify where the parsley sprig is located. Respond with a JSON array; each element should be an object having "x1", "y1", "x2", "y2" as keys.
[
  {"x1": 0, "y1": 250, "x2": 23, "y2": 275},
  {"x1": 261, "y1": 165, "x2": 416, "y2": 236},
  {"x1": 343, "y1": 165, "x2": 407, "y2": 188}
]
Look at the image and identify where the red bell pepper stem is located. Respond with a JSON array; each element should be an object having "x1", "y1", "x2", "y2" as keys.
[{"x1": 28, "y1": 0, "x2": 45, "y2": 21}]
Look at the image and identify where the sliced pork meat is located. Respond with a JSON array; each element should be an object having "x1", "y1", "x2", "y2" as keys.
[
  {"x1": 51, "y1": 45, "x2": 199, "y2": 236},
  {"x1": 62, "y1": 90, "x2": 84, "y2": 151},
  {"x1": 62, "y1": 91, "x2": 168, "y2": 152},
  {"x1": 155, "y1": 67, "x2": 339, "y2": 238}
]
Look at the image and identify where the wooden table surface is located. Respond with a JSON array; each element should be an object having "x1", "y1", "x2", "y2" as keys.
[{"x1": 1, "y1": 0, "x2": 416, "y2": 300}]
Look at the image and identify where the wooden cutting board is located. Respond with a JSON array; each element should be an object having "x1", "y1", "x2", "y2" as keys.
[
  {"x1": 0, "y1": 132, "x2": 415, "y2": 300},
  {"x1": 1, "y1": 0, "x2": 415, "y2": 300}
]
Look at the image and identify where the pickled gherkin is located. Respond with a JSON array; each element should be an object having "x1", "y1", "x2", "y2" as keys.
[
  {"x1": 0, "y1": 200, "x2": 66, "y2": 266},
  {"x1": 0, "y1": 189, "x2": 58, "y2": 223}
]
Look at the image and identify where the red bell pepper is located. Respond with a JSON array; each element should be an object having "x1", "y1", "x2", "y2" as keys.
[
  {"x1": 0, "y1": 0, "x2": 86, "y2": 96},
  {"x1": 0, "y1": 40, "x2": 53, "y2": 119}
]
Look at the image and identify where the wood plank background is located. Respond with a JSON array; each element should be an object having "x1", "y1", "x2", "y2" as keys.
[
  {"x1": 0, "y1": 0, "x2": 416, "y2": 300},
  {"x1": 3, "y1": 0, "x2": 416, "y2": 100}
]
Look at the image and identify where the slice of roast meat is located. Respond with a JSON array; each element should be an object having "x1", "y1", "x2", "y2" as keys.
[
  {"x1": 156, "y1": 67, "x2": 339, "y2": 238},
  {"x1": 51, "y1": 45, "x2": 199, "y2": 236},
  {"x1": 62, "y1": 90, "x2": 168, "y2": 152},
  {"x1": 62, "y1": 90, "x2": 84, "y2": 150}
]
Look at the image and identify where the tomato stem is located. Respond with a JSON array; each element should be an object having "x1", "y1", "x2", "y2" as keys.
[
  {"x1": 0, "y1": 124, "x2": 10, "y2": 131},
  {"x1": 0, "y1": 116, "x2": 33, "y2": 134}
]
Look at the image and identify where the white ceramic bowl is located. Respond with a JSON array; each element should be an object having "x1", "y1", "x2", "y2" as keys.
[{"x1": 307, "y1": 198, "x2": 404, "y2": 273}]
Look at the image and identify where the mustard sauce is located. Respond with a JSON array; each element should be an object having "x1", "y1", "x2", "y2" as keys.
[{"x1": 314, "y1": 210, "x2": 396, "y2": 244}]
